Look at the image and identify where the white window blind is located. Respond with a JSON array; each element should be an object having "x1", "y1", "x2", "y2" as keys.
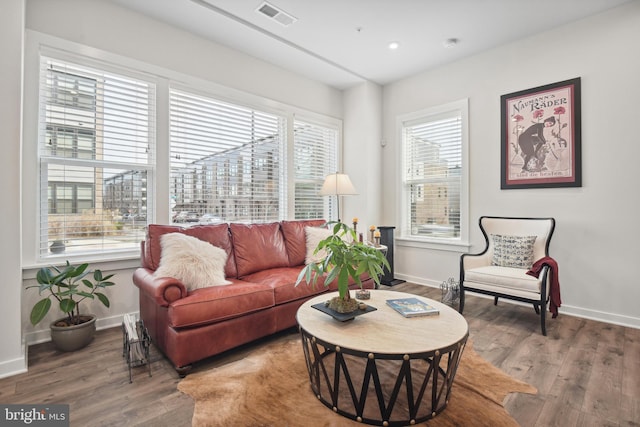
[
  {"x1": 403, "y1": 110, "x2": 462, "y2": 239},
  {"x1": 38, "y1": 57, "x2": 155, "y2": 258},
  {"x1": 293, "y1": 120, "x2": 338, "y2": 220},
  {"x1": 169, "y1": 89, "x2": 285, "y2": 223}
]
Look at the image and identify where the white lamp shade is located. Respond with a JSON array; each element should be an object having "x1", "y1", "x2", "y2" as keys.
[{"x1": 318, "y1": 173, "x2": 357, "y2": 196}]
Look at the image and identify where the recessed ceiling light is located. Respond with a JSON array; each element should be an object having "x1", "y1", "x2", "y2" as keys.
[{"x1": 388, "y1": 41, "x2": 400, "y2": 50}]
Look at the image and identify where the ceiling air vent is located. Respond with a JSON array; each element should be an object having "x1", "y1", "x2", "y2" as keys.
[{"x1": 256, "y1": 1, "x2": 297, "y2": 27}]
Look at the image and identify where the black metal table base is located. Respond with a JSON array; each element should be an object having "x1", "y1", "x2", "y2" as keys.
[{"x1": 299, "y1": 327, "x2": 468, "y2": 426}]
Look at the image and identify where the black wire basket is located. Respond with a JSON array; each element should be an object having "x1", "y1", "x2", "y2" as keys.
[{"x1": 440, "y1": 277, "x2": 460, "y2": 307}]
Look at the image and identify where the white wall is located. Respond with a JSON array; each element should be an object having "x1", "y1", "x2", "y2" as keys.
[
  {"x1": 25, "y1": 0, "x2": 343, "y2": 117},
  {"x1": 0, "y1": 0, "x2": 27, "y2": 378},
  {"x1": 382, "y1": 2, "x2": 640, "y2": 328},
  {"x1": 343, "y1": 82, "x2": 383, "y2": 233}
]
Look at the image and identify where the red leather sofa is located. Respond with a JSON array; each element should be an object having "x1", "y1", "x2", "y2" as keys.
[{"x1": 132, "y1": 219, "x2": 374, "y2": 375}]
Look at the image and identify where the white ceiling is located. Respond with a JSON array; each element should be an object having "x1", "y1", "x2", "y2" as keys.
[{"x1": 109, "y1": 0, "x2": 632, "y2": 89}]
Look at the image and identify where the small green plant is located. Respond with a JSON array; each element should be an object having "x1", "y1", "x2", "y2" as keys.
[
  {"x1": 28, "y1": 261, "x2": 116, "y2": 326},
  {"x1": 296, "y1": 222, "x2": 389, "y2": 312}
]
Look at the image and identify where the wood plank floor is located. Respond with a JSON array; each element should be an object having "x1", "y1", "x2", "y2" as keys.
[{"x1": 1, "y1": 283, "x2": 638, "y2": 426}]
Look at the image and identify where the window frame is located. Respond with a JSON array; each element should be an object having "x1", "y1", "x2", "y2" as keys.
[
  {"x1": 292, "y1": 117, "x2": 339, "y2": 220},
  {"x1": 168, "y1": 86, "x2": 287, "y2": 224},
  {"x1": 396, "y1": 99, "x2": 470, "y2": 252},
  {"x1": 166, "y1": 86, "x2": 341, "y2": 225},
  {"x1": 35, "y1": 53, "x2": 157, "y2": 261}
]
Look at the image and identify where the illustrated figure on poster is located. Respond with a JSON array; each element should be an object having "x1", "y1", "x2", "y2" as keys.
[{"x1": 517, "y1": 116, "x2": 556, "y2": 172}]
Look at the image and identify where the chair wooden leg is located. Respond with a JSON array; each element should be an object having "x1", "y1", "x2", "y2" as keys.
[
  {"x1": 494, "y1": 296, "x2": 499, "y2": 306},
  {"x1": 458, "y1": 289, "x2": 465, "y2": 314},
  {"x1": 534, "y1": 304, "x2": 540, "y2": 314},
  {"x1": 540, "y1": 308, "x2": 547, "y2": 336}
]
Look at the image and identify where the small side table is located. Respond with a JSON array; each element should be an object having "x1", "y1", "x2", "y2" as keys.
[{"x1": 122, "y1": 313, "x2": 152, "y2": 383}]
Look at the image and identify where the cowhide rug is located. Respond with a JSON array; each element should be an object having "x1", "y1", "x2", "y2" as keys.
[{"x1": 178, "y1": 334, "x2": 536, "y2": 427}]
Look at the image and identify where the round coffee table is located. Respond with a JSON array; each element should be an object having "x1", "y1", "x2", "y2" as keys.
[{"x1": 296, "y1": 290, "x2": 469, "y2": 426}]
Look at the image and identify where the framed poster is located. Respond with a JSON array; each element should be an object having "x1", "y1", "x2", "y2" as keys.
[{"x1": 500, "y1": 78, "x2": 581, "y2": 189}]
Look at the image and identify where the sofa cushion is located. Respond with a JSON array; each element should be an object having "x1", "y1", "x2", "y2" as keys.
[
  {"x1": 241, "y1": 267, "x2": 327, "y2": 305},
  {"x1": 145, "y1": 224, "x2": 237, "y2": 278},
  {"x1": 280, "y1": 219, "x2": 326, "y2": 266},
  {"x1": 155, "y1": 233, "x2": 231, "y2": 291},
  {"x1": 230, "y1": 222, "x2": 290, "y2": 277},
  {"x1": 168, "y1": 279, "x2": 275, "y2": 328},
  {"x1": 491, "y1": 234, "x2": 537, "y2": 269}
]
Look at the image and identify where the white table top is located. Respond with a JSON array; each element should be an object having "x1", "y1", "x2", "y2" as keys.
[{"x1": 296, "y1": 290, "x2": 468, "y2": 355}]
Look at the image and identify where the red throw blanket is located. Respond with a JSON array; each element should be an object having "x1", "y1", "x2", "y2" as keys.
[{"x1": 527, "y1": 257, "x2": 561, "y2": 318}]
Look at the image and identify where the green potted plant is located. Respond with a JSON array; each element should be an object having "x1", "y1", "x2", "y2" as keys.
[
  {"x1": 296, "y1": 221, "x2": 389, "y2": 313},
  {"x1": 27, "y1": 261, "x2": 116, "y2": 351}
]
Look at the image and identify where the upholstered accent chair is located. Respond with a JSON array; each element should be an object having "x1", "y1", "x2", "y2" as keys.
[{"x1": 459, "y1": 216, "x2": 556, "y2": 335}]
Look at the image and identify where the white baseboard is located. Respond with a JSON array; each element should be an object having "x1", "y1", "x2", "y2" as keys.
[
  {"x1": 24, "y1": 312, "x2": 140, "y2": 346},
  {"x1": 559, "y1": 304, "x2": 640, "y2": 330},
  {"x1": 5, "y1": 312, "x2": 141, "y2": 379},
  {"x1": 0, "y1": 342, "x2": 27, "y2": 380},
  {"x1": 394, "y1": 273, "x2": 442, "y2": 288}
]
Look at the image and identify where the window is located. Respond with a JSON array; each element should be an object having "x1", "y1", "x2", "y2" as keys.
[
  {"x1": 168, "y1": 90, "x2": 340, "y2": 224},
  {"x1": 293, "y1": 120, "x2": 338, "y2": 219},
  {"x1": 169, "y1": 89, "x2": 285, "y2": 223},
  {"x1": 38, "y1": 57, "x2": 155, "y2": 258},
  {"x1": 400, "y1": 100, "x2": 468, "y2": 243},
  {"x1": 30, "y1": 44, "x2": 340, "y2": 262}
]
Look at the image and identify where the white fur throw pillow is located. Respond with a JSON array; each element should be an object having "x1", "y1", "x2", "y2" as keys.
[
  {"x1": 155, "y1": 233, "x2": 231, "y2": 290},
  {"x1": 305, "y1": 226, "x2": 332, "y2": 264}
]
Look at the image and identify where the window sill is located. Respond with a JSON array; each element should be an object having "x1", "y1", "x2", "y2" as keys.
[
  {"x1": 396, "y1": 236, "x2": 471, "y2": 253},
  {"x1": 22, "y1": 252, "x2": 141, "y2": 280}
]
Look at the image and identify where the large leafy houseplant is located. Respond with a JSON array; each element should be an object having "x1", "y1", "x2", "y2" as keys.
[
  {"x1": 28, "y1": 261, "x2": 115, "y2": 327},
  {"x1": 296, "y1": 222, "x2": 389, "y2": 313}
]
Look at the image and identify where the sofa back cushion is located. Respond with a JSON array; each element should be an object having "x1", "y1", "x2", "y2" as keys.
[
  {"x1": 230, "y1": 222, "x2": 289, "y2": 277},
  {"x1": 280, "y1": 219, "x2": 326, "y2": 266},
  {"x1": 144, "y1": 224, "x2": 237, "y2": 278}
]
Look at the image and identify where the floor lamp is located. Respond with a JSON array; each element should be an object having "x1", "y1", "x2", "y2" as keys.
[{"x1": 318, "y1": 172, "x2": 357, "y2": 222}]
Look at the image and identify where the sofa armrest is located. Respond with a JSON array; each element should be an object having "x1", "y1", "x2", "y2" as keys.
[{"x1": 133, "y1": 268, "x2": 188, "y2": 307}]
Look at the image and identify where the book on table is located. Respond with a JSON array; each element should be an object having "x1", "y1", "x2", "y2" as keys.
[{"x1": 386, "y1": 297, "x2": 440, "y2": 317}]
